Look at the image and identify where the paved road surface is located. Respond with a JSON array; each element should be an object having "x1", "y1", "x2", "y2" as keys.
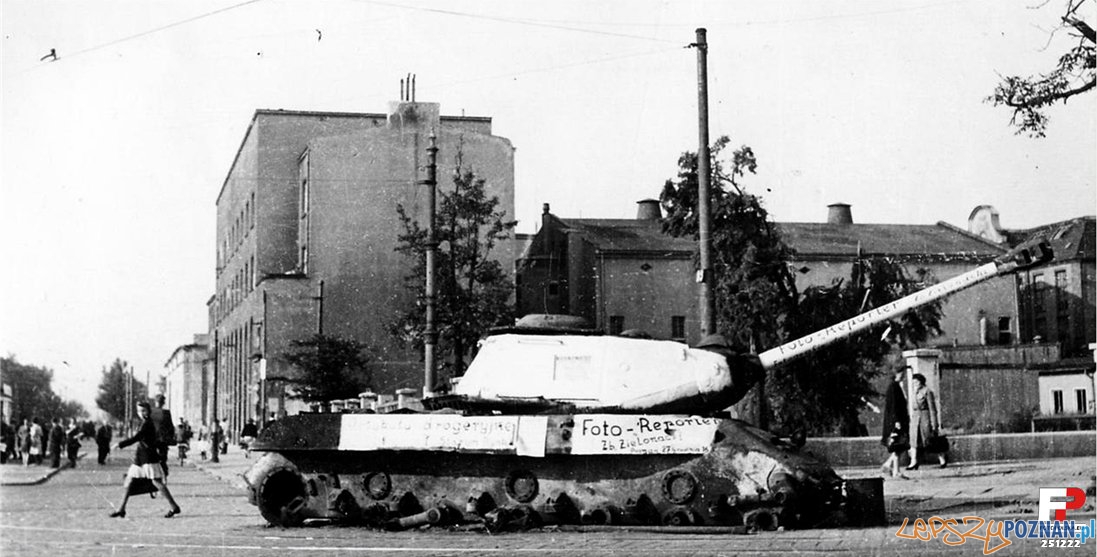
[{"x1": 1, "y1": 446, "x2": 1093, "y2": 556}]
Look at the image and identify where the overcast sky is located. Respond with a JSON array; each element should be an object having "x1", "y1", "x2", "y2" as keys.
[{"x1": 2, "y1": 0, "x2": 1094, "y2": 414}]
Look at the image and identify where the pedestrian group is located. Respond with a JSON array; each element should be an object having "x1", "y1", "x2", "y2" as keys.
[{"x1": 880, "y1": 365, "x2": 949, "y2": 479}]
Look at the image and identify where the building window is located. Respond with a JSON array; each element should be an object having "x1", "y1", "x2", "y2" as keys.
[
  {"x1": 1032, "y1": 273, "x2": 1047, "y2": 340},
  {"x1": 298, "y1": 152, "x2": 310, "y2": 218},
  {"x1": 997, "y1": 317, "x2": 1012, "y2": 345},
  {"x1": 547, "y1": 281, "x2": 559, "y2": 297},
  {"x1": 1052, "y1": 389, "x2": 1064, "y2": 415},
  {"x1": 1076, "y1": 389, "x2": 1088, "y2": 414},
  {"x1": 1054, "y1": 270, "x2": 1070, "y2": 347},
  {"x1": 1054, "y1": 270, "x2": 1068, "y2": 309},
  {"x1": 609, "y1": 315, "x2": 624, "y2": 335},
  {"x1": 671, "y1": 316, "x2": 686, "y2": 340}
]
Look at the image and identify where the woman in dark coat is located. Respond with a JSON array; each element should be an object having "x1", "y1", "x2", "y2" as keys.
[
  {"x1": 879, "y1": 366, "x2": 910, "y2": 478},
  {"x1": 109, "y1": 401, "x2": 181, "y2": 518}
]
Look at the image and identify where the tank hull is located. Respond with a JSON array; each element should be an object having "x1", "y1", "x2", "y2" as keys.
[{"x1": 245, "y1": 413, "x2": 864, "y2": 531}]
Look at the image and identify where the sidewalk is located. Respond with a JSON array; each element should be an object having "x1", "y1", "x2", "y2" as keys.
[
  {"x1": 0, "y1": 451, "x2": 88, "y2": 486},
  {"x1": 838, "y1": 455, "x2": 1096, "y2": 520},
  {"x1": 187, "y1": 445, "x2": 254, "y2": 490}
]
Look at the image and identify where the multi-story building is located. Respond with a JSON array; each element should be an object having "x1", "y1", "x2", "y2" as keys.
[
  {"x1": 967, "y1": 206, "x2": 1095, "y2": 426},
  {"x1": 518, "y1": 201, "x2": 1015, "y2": 347},
  {"x1": 211, "y1": 100, "x2": 514, "y2": 438},
  {"x1": 163, "y1": 334, "x2": 209, "y2": 428},
  {"x1": 517, "y1": 200, "x2": 696, "y2": 341}
]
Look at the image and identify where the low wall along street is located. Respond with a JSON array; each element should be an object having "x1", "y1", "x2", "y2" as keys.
[{"x1": 804, "y1": 430, "x2": 1096, "y2": 467}]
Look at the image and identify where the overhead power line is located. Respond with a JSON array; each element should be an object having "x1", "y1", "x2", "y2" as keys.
[
  {"x1": 37, "y1": 0, "x2": 267, "y2": 65},
  {"x1": 354, "y1": 0, "x2": 681, "y2": 44}
]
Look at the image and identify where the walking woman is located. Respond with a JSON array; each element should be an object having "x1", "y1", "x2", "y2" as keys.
[
  {"x1": 907, "y1": 373, "x2": 947, "y2": 470},
  {"x1": 17, "y1": 419, "x2": 30, "y2": 466},
  {"x1": 109, "y1": 401, "x2": 181, "y2": 518},
  {"x1": 879, "y1": 366, "x2": 910, "y2": 478}
]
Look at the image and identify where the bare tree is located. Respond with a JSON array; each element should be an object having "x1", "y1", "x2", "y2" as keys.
[{"x1": 987, "y1": 0, "x2": 1095, "y2": 136}]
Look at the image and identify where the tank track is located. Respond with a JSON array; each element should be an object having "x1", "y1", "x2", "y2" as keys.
[{"x1": 244, "y1": 414, "x2": 853, "y2": 531}]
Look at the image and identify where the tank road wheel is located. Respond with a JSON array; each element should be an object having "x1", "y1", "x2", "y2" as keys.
[
  {"x1": 662, "y1": 507, "x2": 698, "y2": 526},
  {"x1": 581, "y1": 504, "x2": 621, "y2": 525},
  {"x1": 363, "y1": 472, "x2": 392, "y2": 500},
  {"x1": 256, "y1": 468, "x2": 309, "y2": 527},
  {"x1": 505, "y1": 470, "x2": 539, "y2": 503},
  {"x1": 662, "y1": 470, "x2": 698, "y2": 505},
  {"x1": 743, "y1": 508, "x2": 780, "y2": 532}
]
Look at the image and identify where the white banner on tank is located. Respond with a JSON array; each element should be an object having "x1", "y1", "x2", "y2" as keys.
[
  {"x1": 570, "y1": 415, "x2": 719, "y2": 455},
  {"x1": 339, "y1": 414, "x2": 548, "y2": 457}
]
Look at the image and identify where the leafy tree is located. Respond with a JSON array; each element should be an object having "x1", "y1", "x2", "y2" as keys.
[
  {"x1": 391, "y1": 161, "x2": 517, "y2": 385},
  {"x1": 281, "y1": 334, "x2": 371, "y2": 403},
  {"x1": 95, "y1": 358, "x2": 147, "y2": 422},
  {"x1": 987, "y1": 0, "x2": 1095, "y2": 136},
  {"x1": 660, "y1": 137, "x2": 943, "y2": 435},
  {"x1": 660, "y1": 136, "x2": 797, "y2": 353},
  {"x1": 1, "y1": 356, "x2": 87, "y2": 422},
  {"x1": 773, "y1": 259, "x2": 943, "y2": 435}
]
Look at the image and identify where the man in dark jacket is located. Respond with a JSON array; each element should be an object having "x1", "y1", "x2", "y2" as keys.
[
  {"x1": 149, "y1": 395, "x2": 175, "y2": 476},
  {"x1": 47, "y1": 418, "x2": 64, "y2": 468},
  {"x1": 65, "y1": 419, "x2": 81, "y2": 467},
  {"x1": 95, "y1": 422, "x2": 112, "y2": 465}
]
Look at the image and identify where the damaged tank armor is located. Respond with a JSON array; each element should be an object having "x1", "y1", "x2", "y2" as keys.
[{"x1": 243, "y1": 240, "x2": 1051, "y2": 532}]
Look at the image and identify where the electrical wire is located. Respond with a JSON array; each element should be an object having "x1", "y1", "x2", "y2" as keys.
[
  {"x1": 436, "y1": 46, "x2": 686, "y2": 88},
  {"x1": 351, "y1": 0, "x2": 682, "y2": 44},
  {"x1": 22, "y1": 0, "x2": 266, "y2": 70}
]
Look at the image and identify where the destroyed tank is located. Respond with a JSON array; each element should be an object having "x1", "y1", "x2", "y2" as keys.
[{"x1": 244, "y1": 240, "x2": 1051, "y2": 531}]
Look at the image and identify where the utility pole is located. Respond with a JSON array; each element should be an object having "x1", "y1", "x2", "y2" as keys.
[
  {"x1": 260, "y1": 290, "x2": 268, "y2": 429},
  {"x1": 421, "y1": 131, "x2": 439, "y2": 398},
  {"x1": 124, "y1": 365, "x2": 132, "y2": 436},
  {"x1": 211, "y1": 329, "x2": 220, "y2": 463},
  {"x1": 693, "y1": 28, "x2": 716, "y2": 337},
  {"x1": 315, "y1": 280, "x2": 325, "y2": 336}
]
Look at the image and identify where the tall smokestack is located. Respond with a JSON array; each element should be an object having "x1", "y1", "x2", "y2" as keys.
[
  {"x1": 827, "y1": 203, "x2": 853, "y2": 225},
  {"x1": 636, "y1": 199, "x2": 662, "y2": 220}
]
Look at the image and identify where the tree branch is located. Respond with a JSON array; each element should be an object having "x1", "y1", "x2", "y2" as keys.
[
  {"x1": 1063, "y1": 15, "x2": 1096, "y2": 42},
  {"x1": 1004, "y1": 76, "x2": 1096, "y2": 107}
]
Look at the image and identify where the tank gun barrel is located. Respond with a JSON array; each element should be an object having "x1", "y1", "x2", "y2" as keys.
[{"x1": 758, "y1": 239, "x2": 1053, "y2": 370}]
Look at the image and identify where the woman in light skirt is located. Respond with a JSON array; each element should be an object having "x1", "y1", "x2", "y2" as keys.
[{"x1": 109, "y1": 401, "x2": 182, "y2": 518}]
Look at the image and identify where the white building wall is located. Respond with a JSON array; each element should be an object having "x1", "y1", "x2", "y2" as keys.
[{"x1": 1038, "y1": 374, "x2": 1095, "y2": 416}]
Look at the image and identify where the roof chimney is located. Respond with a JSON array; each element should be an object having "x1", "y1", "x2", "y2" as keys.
[
  {"x1": 827, "y1": 203, "x2": 853, "y2": 225},
  {"x1": 636, "y1": 199, "x2": 662, "y2": 220},
  {"x1": 967, "y1": 205, "x2": 1008, "y2": 243}
]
